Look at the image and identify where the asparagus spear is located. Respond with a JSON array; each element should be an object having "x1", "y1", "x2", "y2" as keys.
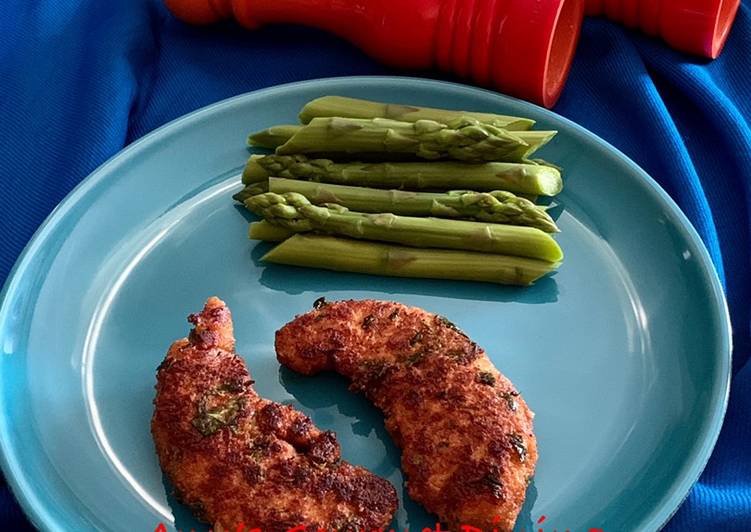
[
  {"x1": 244, "y1": 154, "x2": 562, "y2": 195},
  {"x1": 278, "y1": 118, "x2": 553, "y2": 163},
  {"x1": 233, "y1": 186, "x2": 256, "y2": 203},
  {"x1": 244, "y1": 192, "x2": 562, "y2": 261},
  {"x1": 267, "y1": 177, "x2": 559, "y2": 232},
  {"x1": 508, "y1": 131, "x2": 556, "y2": 162},
  {"x1": 232, "y1": 181, "x2": 268, "y2": 202},
  {"x1": 262, "y1": 234, "x2": 558, "y2": 286},
  {"x1": 249, "y1": 121, "x2": 556, "y2": 162},
  {"x1": 248, "y1": 125, "x2": 301, "y2": 149},
  {"x1": 249, "y1": 220, "x2": 294, "y2": 241},
  {"x1": 298, "y1": 96, "x2": 535, "y2": 130},
  {"x1": 242, "y1": 155, "x2": 270, "y2": 184}
]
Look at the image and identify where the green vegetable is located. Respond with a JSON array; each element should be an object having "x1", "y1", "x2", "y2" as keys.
[
  {"x1": 248, "y1": 220, "x2": 294, "y2": 241},
  {"x1": 233, "y1": 186, "x2": 256, "y2": 203},
  {"x1": 267, "y1": 177, "x2": 559, "y2": 232},
  {"x1": 250, "y1": 118, "x2": 555, "y2": 163},
  {"x1": 232, "y1": 181, "x2": 267, "y2": 202},
  {"x1": 262, "y1": 234, "x2": 558, "y2": 286},
  {"x1": 245, "y1": 154, "x2": 562, "y2": 195},
  {"x1": 248, "y1": 124, "x2": 301, "y2": 149},
  {"x1": 512, "y1": 131, "x2": 558, "y2": 162},
  {"x1": 298, "y1": 95, "x2": 535, "y2": 130},
  {"x1": 242, "y1": 154, "x2": 271, "y2": 184},
  {"x1": 500, "y1": 390, "x2": 519, "y2": 411},
  {"x1": 250, "y1": 126, "x2": 554, "y2": 163},
  {"x1": 477, "y1": 371, "x2": 496, "y2": 385},
  {"x1": 244, "y1": 192, "x2": 562, "y2": 261},
  {"x1": 191, "y1": 384, "x2": 244, "y2": 437},
  {"x1": 242, "y1": 99, "x2": 565, "y2": 287}
]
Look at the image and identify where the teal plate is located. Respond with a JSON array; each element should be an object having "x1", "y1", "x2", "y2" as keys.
[{"x1": 0, "y1": 77, "x2": 731, "y2": 532}]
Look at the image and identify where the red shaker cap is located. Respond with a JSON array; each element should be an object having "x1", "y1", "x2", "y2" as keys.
[
  {"x1": 585, "y1": 0, "x2": 740, "y2": 59},
  {"x1": 494, "y1": 0, "x2": 584, "y2": 107},
  {"x1": 660, "y1": 0, "x2": 740, "y2": 59},
  {"x1": 435, "y1": 0, "x2": 584, "y2": 108}
]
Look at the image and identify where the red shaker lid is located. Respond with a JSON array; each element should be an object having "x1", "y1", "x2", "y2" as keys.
[
  {"x1": 433, "y1": 0, "x2": 584, "y2": 107},
  {"x1": 660, "y1": 0, "x2": 740, "y2": 59},
  {"x1": 489, "y1": 0, "x2": 585, "y2": 108},
  {"x1": 585, "y1": 0, "x2": 740, "y2": 59}
]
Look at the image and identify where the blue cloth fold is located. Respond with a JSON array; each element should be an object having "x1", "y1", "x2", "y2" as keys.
[{"x1": 0, "y1": 1, "x2": 749, "y2": 529}]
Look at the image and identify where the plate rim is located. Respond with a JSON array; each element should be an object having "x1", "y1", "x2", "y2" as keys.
[{"x1": 0, "y1": 75, "x2": 732, "y2": 532}]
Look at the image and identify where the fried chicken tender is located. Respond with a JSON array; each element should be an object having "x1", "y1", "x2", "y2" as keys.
[
  {"x1": 276, "y1": 299, "x2": 537, "y2": 532},
  {"x1": 152, "y1": 297, "x2": 397, "y2": 532}
]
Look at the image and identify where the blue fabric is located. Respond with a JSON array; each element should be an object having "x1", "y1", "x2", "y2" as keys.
[{"x1": 1, "y1": 0, "x2": 750, "y2": 529}]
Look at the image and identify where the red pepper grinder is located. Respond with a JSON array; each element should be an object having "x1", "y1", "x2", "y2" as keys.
[
  {"x1": 585, "y1": 0, "x2": 740, "y2": 58},
  {"x1": 165, "y1": 0, "x2": 585, "y2": 108}
]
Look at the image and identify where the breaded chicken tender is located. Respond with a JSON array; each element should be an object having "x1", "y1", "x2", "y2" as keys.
[
  {"x1": 152, "y1": 297, "x2": 397, "y2": 532},
  {"x1": 276, "y1": 299, "x2": 537, "y2": 532}
]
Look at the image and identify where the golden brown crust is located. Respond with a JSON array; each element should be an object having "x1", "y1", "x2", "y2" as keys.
[
  {"x1": 276, "y1": 299, "x2": 537, "y2": 532},
  {"x1": 152, "y1": 297, "x2": 397, "y2": 532}
]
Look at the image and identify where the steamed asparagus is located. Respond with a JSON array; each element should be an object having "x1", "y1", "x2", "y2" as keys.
[
  {"x1": 249, "y1": 220, "x2": 294, "y2": 241},
  {"x1": 267, "y1": 177, "x2": 559, "y2": 232},
  {"x1": 249, "y1": 125, "x2": 556, "y2": 160},
  {"x1": 232, "y1": 181, "x2": 268, "y2": 202},
  {"x1": 298, "y1": 96, "x2": 535, "y2": 131},
  {"x1": 247, "y1": 125, "x2": 301, "y2": 149},
  {"x1": 277, "y1": 117, "x2": 526, "y2": 162},
  {"x1": 250, "y1": 118, "x2": 555, "y2": 162},
  {"x1": 249, "y1": 127, "x2": 299, "y2": 149},
  {"x1": 262, "y1": 234, "x2": 558, "y2": 286},
  {"x1": 242, "y1": 155, "x2": 270, "y2": 184},
  {"x1": 242, "y1": 154, "x2": 562, "y2": 196},
  {"x1": 244, "y1": 192, "x2": 562, "y2": 261}
]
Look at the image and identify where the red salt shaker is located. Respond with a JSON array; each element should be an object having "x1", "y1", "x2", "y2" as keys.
[
  {"x1": 165, "y1": 0, "x2": 585, "y2": 108},
  {"x1": 585, "y1": 0, "x2": 740, "y2": 58}
]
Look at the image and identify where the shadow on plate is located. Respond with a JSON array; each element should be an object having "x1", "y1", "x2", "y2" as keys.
[
  {"x1": 279, "y1": 367, "x2": 400, "y2": 473},
  {"x1": 279, "y1": 366, "x2": 540, "y2": 532},
  {"x1": 514, "y1": 481, "x2": 539, "y2": 532},
  {"x1": 163, "y1": 474, "x2": 210, "y2": 532},
  {"x1": 280, "y1": 366, "x2": 438, "y2": 528},
  {"x1": 234, "y1": 202, "x2": 257, "y2": 223}
]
